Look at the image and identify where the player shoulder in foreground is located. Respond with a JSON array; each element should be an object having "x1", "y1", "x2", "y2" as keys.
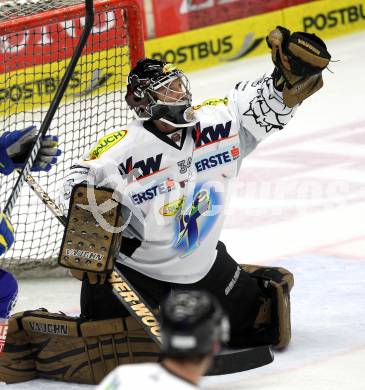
[{"x1": 97, "y1": 290, "x2": 229, "y2": 390}]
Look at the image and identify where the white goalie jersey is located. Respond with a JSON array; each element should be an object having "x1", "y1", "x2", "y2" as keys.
[
  {"x1": 97, "y1": 363, "x2": 198, "y2": 390},
  {"x1": 60, "y1": 75, "x2": 296, "y2": 283}
]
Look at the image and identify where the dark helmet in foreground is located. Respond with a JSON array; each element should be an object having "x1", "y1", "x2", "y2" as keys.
[
  {"x1": 160, "y1": 290, "x2": 230, "y2": 359},
  {"x1": 125, "y1": 58, "x2": 196, "y2": 128}
]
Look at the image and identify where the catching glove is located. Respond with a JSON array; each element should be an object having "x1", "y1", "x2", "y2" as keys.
[
  {"x1": 267, "y1": 26, "x2": 331, "y2": 107},
  {"x1": 0, "y1": 126, "x2": 61, "y2": 175},
  {"x1": 0, "y1": 213, "x2": 14, "y2": 256}
]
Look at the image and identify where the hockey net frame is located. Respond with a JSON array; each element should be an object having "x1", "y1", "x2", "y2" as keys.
[{"x1": 0, "y1": 0, "x2": 144, "y2": 277}]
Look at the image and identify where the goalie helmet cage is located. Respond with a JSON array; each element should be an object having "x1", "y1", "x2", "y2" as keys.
[{"x1": 0, "y1": 0, "x2": 144, "y2": 277}]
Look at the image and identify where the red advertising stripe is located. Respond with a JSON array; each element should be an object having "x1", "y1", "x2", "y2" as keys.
[
  {"x1": 0, "y1": 0, "x2": 145, "y2": 74},
  {"x1": 152, "y1": 0, "x2": 315, "y2": 37},
  {"x1": 0, "y1": 12, "x2": 124, "y2": 74}
]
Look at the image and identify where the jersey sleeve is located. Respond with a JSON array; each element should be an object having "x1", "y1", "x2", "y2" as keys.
[
  {"x1": 59, "y1": 162, "x2": 93, "y2": 216},
  {"x1": 0, "y1": 270, "x2": 18, "y2": 319},
  {"x1": 227, "y1": 74, "x2": 297, "y2": 146}
]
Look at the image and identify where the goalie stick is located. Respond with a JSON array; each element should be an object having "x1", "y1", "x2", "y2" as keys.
[
  {"x1": 22, "y1": 173, "x2": 274, "y2": 374},
  {"x1": 3, "y1": 0, "x2": 94, "y2": 219}
]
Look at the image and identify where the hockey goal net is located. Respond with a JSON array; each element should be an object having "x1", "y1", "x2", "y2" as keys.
[{"x1": 0, "y1": 0, "x2": 144, "y2": 276}]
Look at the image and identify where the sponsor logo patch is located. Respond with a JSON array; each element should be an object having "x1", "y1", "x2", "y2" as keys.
[
  {"x1": 131, "y1": 178, "x2": 175, "y2": 205},
  {"x1": 193, "y1": 120, "x2": 232, "y2": 148},
  {"x1": 159, "y1": 197, "x2": 186, "y2": 216},
  {"x1": 65, "y1": 248, "x2": 104, "y2": 262},
  {"x1": 28, "y1": 321, "x2": 68, "y2": 336},
  {"x1": 303, "y1": 5, "x2": 365, "y2": 32},
  {"x1": 150, "y1": 35, "x2": 233, "y2": 65},
  {"x1": 195, "y1": 145, "x2": 239, "y2": 172},
  {"x1": 87, "y1": 130, "x2": 127, "y2": 160},
  {"x1": 119, "y1": 153, "x2": 163, "y2": 178}
]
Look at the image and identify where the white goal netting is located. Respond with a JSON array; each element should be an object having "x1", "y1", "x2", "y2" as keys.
[{"x1": 0, "y1": 0, "x2": 144, "y2": 276}]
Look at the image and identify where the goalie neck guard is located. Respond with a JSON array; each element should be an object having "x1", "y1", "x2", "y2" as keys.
[
  {"x1": 160, "y1": 290, "x2": 230, "y2": 359},
  {"x1": 125, "y1": 58, "x2": 196, "y2": 128}
]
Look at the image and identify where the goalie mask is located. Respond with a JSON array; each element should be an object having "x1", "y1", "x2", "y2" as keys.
[{"x1": 125, "y1": 58, "x2": 196, "y2": 128}]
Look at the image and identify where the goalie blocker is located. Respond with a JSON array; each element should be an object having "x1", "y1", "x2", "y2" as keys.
[{"x1": 58, "y1": 183, "x2": 123, "y2": 284}]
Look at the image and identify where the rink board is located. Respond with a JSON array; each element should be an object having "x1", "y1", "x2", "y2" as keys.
[{"x1": 145, "y1": 0, "x2": 365, "y2": 72}]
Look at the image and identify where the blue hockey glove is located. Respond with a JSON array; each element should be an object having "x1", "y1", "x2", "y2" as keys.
[
  {"x1": 0, "y1": 213, "x2": 14, "y2": 256},
  {"x1": 0, "y1": 126, "x2": 62, "y2": 175}
]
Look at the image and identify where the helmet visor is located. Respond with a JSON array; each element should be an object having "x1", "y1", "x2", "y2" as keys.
[{"x1": 150, "y1": 71, "x2": 192, "y2": 106}]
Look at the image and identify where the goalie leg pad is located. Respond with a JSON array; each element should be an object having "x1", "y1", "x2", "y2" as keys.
[
  {"x1": 240, "y1": 264, "x2": 293, "y2": 349},
  {"x1": 0, "y1": 312, "x2": 37, "y2": 384},
  {"x1": 0, "y1": 310, "x2": 160, "y2": 384}
]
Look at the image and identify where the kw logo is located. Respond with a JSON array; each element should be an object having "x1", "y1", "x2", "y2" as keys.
[
  {"x1": 193, "y1": 121, "x2": 232, "y2": 148},
  {"x1": 119, "y1": 153, "x2": 163, "y2": 178},
  {"x1": 221, "y1": 32, "x2": 264, "y2": 62}
]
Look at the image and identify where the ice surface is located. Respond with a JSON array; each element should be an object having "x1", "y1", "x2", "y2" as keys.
[{"x1": 3, "y1": 30, "x2": 365, "y2": 389}]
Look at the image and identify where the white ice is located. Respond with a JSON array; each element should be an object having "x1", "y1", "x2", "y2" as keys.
[{"x1": 3, "y1": 30, "x2": 365, "y2": 389}]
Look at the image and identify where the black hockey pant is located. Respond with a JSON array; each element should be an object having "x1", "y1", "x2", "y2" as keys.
[{"x1": 80, "y1": 241, "x2": 265, "y2": 347}]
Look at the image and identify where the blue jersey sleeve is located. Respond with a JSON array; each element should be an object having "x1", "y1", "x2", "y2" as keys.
[{"x1": 0, "y1": 270, "x2": 18, "y2": 319}]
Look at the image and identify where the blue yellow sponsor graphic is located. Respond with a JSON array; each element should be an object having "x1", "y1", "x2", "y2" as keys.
[
  {"x1": 145, "y1": 11, "x2": 282, "y2": 72},
  {"x1": 0, "y1": 46, "x2": 128, "y2": 117},
  {"x1": 174, "y1": 184, "x2": 221, "y2": 258},
  {"x1": 87, "y1": 130, "x2": 127, "y2": 160},
  {"x1": 144, "y1": 0, "x2": 365, "y2": 74},
  {"x1": 284, "y1": 0, "x2": 365, "y2": 37},
  {"x1": 195, "y1": 145, "x2": 240, "y2": 173}
]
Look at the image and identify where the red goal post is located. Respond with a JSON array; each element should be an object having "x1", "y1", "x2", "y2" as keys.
[{"x1": 0, "y1": 0, "x2": 144, "y2": 276}]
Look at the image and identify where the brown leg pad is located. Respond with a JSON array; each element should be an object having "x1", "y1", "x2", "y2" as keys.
[
  {"x1": 240, "y1": 264, "x2": 293, "y2": 349},
  {"x1": 0, "y1": 312, "x2": 37, "y2": 384},
  {"x1": 0, "y1": 310, "x2": 160, "y2": 384}
]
